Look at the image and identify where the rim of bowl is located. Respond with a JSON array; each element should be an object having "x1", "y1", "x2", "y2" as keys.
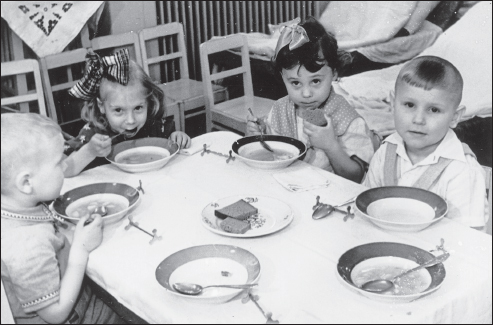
[
  {"x1": 337, "y1": 242, "x2": 446, "y2": 300},
  {"x1": 106, "y1": 137, "x2": 179, "y2": 166},
  {"x1": 355, "y1": 186, "x2": 448, "y2": 226},
  {"x1": 232, "y1": 135, "x2": 307, "y2": 163}
]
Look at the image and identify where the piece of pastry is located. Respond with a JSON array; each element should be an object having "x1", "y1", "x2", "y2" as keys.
[
  {"x1": 220, "y1": 217, "x2": 251, "y2": 234},
  {"x1": 214, "y1": 199, "x2": 258, "y2": 220},
  {"x1": 301, "y1": 109, "x2": 327, "y2": 126}
]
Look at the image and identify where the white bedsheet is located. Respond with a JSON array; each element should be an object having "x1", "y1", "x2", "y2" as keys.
[{"x1": 336, "y1": 1, "x2": 492, "y2": 137}]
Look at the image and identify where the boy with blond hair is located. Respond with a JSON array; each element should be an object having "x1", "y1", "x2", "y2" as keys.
[
  {"x1": 1, "y1": 113, "x2": 121, "y2": 323},
  {"x1": 364, "y1": 56, "x2": 488, "y2": 230}
]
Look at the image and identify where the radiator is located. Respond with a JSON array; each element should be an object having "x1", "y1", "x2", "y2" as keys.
[{"x1": 155, "y1": 1, "x2": 320, "y2": 81}]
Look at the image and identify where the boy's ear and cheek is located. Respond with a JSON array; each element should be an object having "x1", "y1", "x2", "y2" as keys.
[
  {"x1": 450, "y1": 104, "x2": 466, "y2": 128},
  {"x1": 15, "y1": 171, "x2": 34, "y2": 195}
]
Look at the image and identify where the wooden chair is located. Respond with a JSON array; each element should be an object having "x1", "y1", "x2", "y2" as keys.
[
  {"x1": 200, "y1": 34, "x2": 274, "y2": 134},
  {"x1": 39, "y1": 48, "x2": 88, "y2": 133},
  {"x1": 1, "y1": 59, "x2": 47, "y2": 116},
  {"x1": 139, "y1": 22, "x2": 227, "y2": 132},
  {"x1": 91, "y1": 31, "x2": 143, "y2": 67},
  {"x1": 483, "y1": 166, "x2": 492, "y2": 235}
]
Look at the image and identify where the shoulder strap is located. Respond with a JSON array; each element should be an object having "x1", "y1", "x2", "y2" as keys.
[
  {"x1": 383, "y1": 143, "x2": 398, "y2": 186},
  {"x1": 413, "y1": 157, "x2": 453, "y2": 190}
]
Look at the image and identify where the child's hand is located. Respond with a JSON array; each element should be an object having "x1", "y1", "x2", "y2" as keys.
[
  {"x1": 170, "y1": 131, "x2": 191, "y2": 149},
  {"x1": 72, "y1": 214, "x2": 104, "y2": 254},
  {"x1": 86, "y1": 133, "x2": 112, "y2": 157},
  {"x1": 303, "y1": 114, "x2": 337, "y2": 151},
  {"x1": 246, "y1": 115, "x2": 265, "y2": 136}
]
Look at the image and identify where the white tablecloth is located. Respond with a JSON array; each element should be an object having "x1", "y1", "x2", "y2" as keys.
[{"x1": 60, "y1": 131, "x2": 492, "y2": 324}]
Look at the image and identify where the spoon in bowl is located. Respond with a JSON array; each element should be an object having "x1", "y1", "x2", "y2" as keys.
[
  {"x1": 84, "y1": 205, "x2": 107, "y2": 226},
  {"x1": 172, "y1": 282, "x2": 258, "y2": 295},
  {"x1": 361, "y1": 252, "x2": 450, "y2": 293}
]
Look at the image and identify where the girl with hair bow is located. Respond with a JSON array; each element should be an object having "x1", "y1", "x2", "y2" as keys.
[
  {"x1": 63, "y1": 49, "x2": 191, "y2": 176},
  {"x1": 246, "y1": 17, "x2": 375, "y2": 183}
]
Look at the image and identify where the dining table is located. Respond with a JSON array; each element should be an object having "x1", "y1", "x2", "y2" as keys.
[{"x1": 58, "y1": 131, "x2": 492, "y2": 324}]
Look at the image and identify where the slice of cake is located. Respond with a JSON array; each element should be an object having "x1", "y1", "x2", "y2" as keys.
[
  {"x1": 214, "y1": 200, "x2": 258, "y2": 220},
  {"x1": 220, "y1": 217, "x2": 251, "y2": 234},
  {"x1": 301, "y1": 109, "x2": 327, "y2": 126}
]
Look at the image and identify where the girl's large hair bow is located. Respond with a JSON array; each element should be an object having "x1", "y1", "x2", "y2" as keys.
[
  {"x1": 69, "y1": 48, "x2": 129, "y2": 100},
  {"x1": 273, "y1": 17, "x2": 310, "y2": 60}
]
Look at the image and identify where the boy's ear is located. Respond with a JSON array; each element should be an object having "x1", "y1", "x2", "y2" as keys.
[
  {"x1": 14, "y1": 170, "x2": 33, "y2": 195},
  {"x1": 450, "y1": 105, "x2": 466, "y2": 128},
  {"x1": 389, "y1": 90, "x2": 395, "y2": 106}
]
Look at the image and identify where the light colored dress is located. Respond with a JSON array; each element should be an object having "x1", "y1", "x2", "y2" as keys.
[{"x1": 266, "y1": 88, "x2": 375, "y2": 173}]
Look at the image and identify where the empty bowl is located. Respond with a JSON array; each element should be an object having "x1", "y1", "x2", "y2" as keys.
[
  {"x1": 52, "y1": 182, "x2": 141, "y2": 225},
  {"x1": 106, "y1": 137, "x2": 179, "y2": 173},
  {"x1": 355, "y1": 187, "x2": 448, "y2": 232},
  {"x1": 232, "y1": 135, "x2": 306, "y2": 169}
]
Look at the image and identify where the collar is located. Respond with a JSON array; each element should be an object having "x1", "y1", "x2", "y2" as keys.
[
  {"x1": 384, "y1": 129, "x2": 466, "y2": 165},
  {"x1": 1, "y1": 203, "x2": 63, "y2": 222}
]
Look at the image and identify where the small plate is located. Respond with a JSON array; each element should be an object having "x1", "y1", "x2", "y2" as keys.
[
  {"x1": 53, "y1": 182, "x2": 140, "y2": 225},
  {"x1": 201, "y1": 195, "x2": 293, "y2": 238},
  {"x1": 232, "y1": 135, "x2": 307, "y2": 170},
  {"x1": 355, "y1": 187, "x2": 448, "y2": 232},
  {"x1": 337, "y1": 242, "x2": 446, "y2": 303},
  {"x1": 156, "y1": 244, "x2": 261, "y2": 304},
  {"x1": 106, "y1": 137, "x2": 179, "y2": 173}
]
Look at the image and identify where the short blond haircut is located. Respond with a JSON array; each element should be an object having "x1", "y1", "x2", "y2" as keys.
[
  {"x1": 1, "y1": 113, "x2": 61, "y2": 192},
  {"x1": 396, "y1": 56, "x2": 463, "y2": 104}
]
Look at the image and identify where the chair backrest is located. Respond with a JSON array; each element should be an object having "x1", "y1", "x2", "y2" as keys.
[
  {"x1": 1, "y1": 279, "x2": 14, "y2": 324},
  {"x1": 139, "y1": 22, "x2": 189, "y2": 84},
  {"x1": 483, "y1": 166, "x2": 492, "y2": 235},
  {"x1": 1, "y1": 59, "x2": 47, "y2": 117},
  {"x1": 91, "y1": 31, "x2": 143, "y2": 67},
  {"x1": 39, "y1": 48, "x2": 88, "y2": 126},
  {"x1": 200, "y1": 34, "x2": 255, "y2": 132}
]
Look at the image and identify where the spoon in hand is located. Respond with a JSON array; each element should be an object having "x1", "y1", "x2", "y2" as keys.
[
  {"x1": 248, "y1": 108, "x2": 274, "y2": 153},
  {"x1": 84, "y1": 205, "x2": 107, "y2": 226},
  {"x1": 172, "y1": 282, "x2": 258, "y2": 295},
  {"x1": 361, "y1": 252, "x2": 450, "y2": 293}
]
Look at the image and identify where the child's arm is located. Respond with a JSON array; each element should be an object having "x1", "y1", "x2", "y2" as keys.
[
  {"x1": 64, "y1": 134, "x2": 112, "y2": 177},
  {"x1": 36, "y1": 214, "x2": 103, "y2": 323},
  {"x1": 304, "y1": 116, "x2": 365, "y2": 183}
]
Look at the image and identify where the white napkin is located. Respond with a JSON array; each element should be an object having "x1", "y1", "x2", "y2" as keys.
[
  {"x1": 179, "y1": 142, "x2": 211, "y2": 155},
  {"x1": 273, "y1": 167, "x2": 330, "y2": 192}
]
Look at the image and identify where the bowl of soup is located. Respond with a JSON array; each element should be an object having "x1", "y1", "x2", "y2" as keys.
[
  {"x1": 337, "y1": 242, "x2": 446, "y2": 303},
  {"x1": 106, "y1": 137, "x2": 179, "y2": 173},
  {"x1": 52, "y1": 182, "x2": 141, "y2": 225},
  {"x1": 355, "y1": 187, "x2": 448, "y2": 232},
  {"x1": 232, "y1": 135, "x2": 307, "y2": 170}
]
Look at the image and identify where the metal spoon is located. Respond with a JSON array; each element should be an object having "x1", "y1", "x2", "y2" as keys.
[
  {"x1": 84, "y1": 205, "x2": 107, "y2": 226},
  {"x1": 361, "y1": 252, "x2": 450, "y2": 293},
  {"x1": 312, "y1": 196, "x2": 357, "y2": 220},
  {"x1": 248, "y1": 108, "x2": 274, "y2": 153},
  {"x1": 172, "y1": 282, "x2": 258, "y2": 295}
]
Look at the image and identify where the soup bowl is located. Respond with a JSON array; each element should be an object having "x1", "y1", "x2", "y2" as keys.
[
  {"x1": 106, "y1": 137, "x2": 179, "y2": 173},
  {"x1": 232, "y1": 135, "x2": 307, "y2": 170},
  {"x1": 337, "y1": 242, "x2": 446, "y2": 303},
  {"x1": 355, "y1": 187, "x2": 448, "y2": 232},
  {"x1": 53, "y1": 182, "x2": 141, "y2": 225}
]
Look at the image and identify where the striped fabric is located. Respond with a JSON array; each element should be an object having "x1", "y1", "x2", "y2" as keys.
[{"x1": 68, "y1": 48, "x2": 129, "y2": 100}]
